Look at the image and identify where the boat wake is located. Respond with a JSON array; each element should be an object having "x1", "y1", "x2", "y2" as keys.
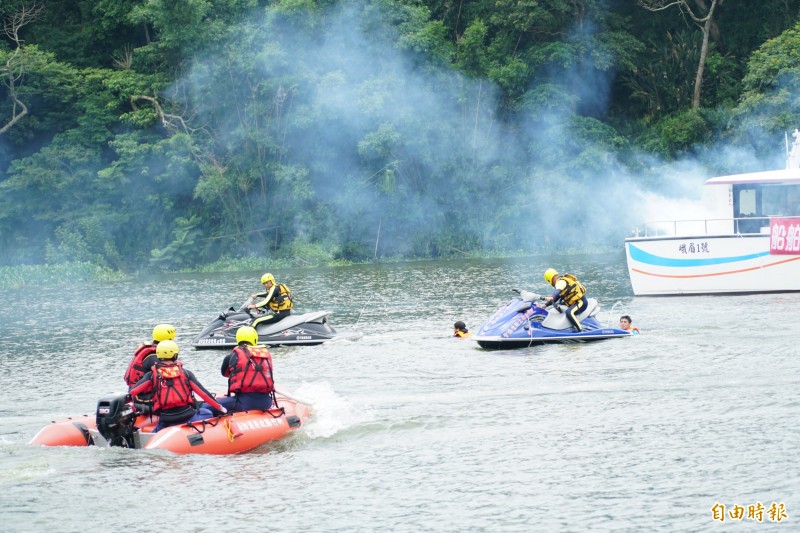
[{"x1": 292, "y1": 382, "x2": 372, "y2": 439}]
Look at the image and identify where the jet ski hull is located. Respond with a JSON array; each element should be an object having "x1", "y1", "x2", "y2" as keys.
[
  {"x1": 193, "y1": 308, "x2": 340, "y2": 349},
  {"x1": 474, "y1": 328, "x2": 630, "y2": 349}
]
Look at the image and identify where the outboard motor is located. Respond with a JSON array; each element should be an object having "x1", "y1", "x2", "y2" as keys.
[{"x1": 96, "y1": 394, "x2": 138, "y2": 448}]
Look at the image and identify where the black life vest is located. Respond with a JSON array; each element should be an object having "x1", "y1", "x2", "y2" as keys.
[
  {"x1": 151, "y1": 361, "x2": 194, "y2": 413},
  {"x1": 227, "y1": 345, "x2": 275, "y2": 394},
  {"x1": 124, "y1": 343, "x2": 156, "y2": 387}
]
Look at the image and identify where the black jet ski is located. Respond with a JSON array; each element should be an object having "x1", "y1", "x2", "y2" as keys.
[{"x1": 194, "y1": 297, "x2": 349, "y2": 349}]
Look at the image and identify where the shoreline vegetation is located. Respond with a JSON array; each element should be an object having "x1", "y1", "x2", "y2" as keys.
[
  {"x1": 0, "y1": 245, "x2": 621, "y2": 289},
  {"x1": 0, "y1": 262, "x2": 128, "y2": 289}
]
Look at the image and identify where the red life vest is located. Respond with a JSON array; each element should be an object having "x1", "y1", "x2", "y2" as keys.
[
  {"x1": 151, "y1": 361, "x2": 194, "y2": 413},
  {"x1": 227, "y1": 346, "x2": 275, "y2": 394},
  {"x1": 124, "y1": 343, "x2": 156, "y2": 387}
]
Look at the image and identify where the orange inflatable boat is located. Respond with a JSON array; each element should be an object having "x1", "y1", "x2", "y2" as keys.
[{"x1": 30, "y1": 391, "x2": 310, "y2": 455}]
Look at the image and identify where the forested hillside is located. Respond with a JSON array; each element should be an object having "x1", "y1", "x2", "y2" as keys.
[{"x1": 2, "y1": 0, "x2": 799, "y2": 272}]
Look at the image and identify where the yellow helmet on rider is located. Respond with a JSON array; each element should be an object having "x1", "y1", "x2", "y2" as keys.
[
  {"x1": 544, "y1": 268, "x2": 558, "y2": 285},
  {"x1": 152, "y1": 323, "x2": 176, "y2": 343},
  {"x1": 236, "y1": 326, "x2": 258, "y2": 346},
  {"x1": 260, "y1": 273, "x2": 275, "y2": 285},
  {"x1": 156, "y1": 339, "x2": 180, "y2": 360}
]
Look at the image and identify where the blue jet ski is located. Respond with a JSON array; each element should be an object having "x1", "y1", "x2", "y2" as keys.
[{"x1": 473, "y1": 289, "x2": 633, "y2": 349}]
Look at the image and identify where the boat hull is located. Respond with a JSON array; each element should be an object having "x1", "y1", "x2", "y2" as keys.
[
  {"x1": 29, "y1": 413, "x2": 157, "y2": 447},
  {"x1": 30, "y1": 416, "x2": 97, "y2": 447},
  {"x1": 626, "y1": 234, "x2": 800, "y2": 296},
  {"x1": 141, "y1": 406, "x2": 306, "y2": 454},
  {"x1": 30, "y1": 395, "x2": 310, "y2": 455}
]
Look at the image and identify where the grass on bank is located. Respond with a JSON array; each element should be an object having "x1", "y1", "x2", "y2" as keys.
[
  {"x1": 0, "y1": 244, "x2": 620, "y2": 290},
  {"x1": 0, "y1": 262, "x2": 128, "y2": 289}
]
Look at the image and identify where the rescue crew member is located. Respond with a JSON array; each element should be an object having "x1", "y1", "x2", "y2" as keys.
[
  {"x1": 124, "y1": 323, "x2": 176, "y2": 411},
  {"x1": 543, "y1": 268, "x2": 588, "y2": 332},
  {"x1": 248, "y1": 272, "x2": 293, "y2": 328},
  {"x1": 619, "y1": 315, "x2": 640, "y2": 335},
  {"x1": 129, "y1": 340, "x2": 226, "y2": 431},
  {"x1": 453, "y1": 321, "x2": 473, "y2": 338},
  {"x1": 216, "y1": 326, "x2": 275, "y2": 413}
]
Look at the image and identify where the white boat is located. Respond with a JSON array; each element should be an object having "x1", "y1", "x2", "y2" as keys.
[{"x1": 625, "y1": 130, "x2": 800, "y2": 295}]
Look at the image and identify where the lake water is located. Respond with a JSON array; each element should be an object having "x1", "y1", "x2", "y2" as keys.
[{"x1": 0, "y1": 253, "x2": 797, "y2": 531}]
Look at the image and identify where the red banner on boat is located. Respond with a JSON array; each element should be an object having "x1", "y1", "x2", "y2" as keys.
[{"x1": 770, "y1": 218, "x2": 800, "y2": 254}]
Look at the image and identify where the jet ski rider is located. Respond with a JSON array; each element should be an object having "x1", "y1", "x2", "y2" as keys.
[
  {"x1": 248, "y1": 273, "x2": 293, "y2": 328},
  {"x1": 543, "y1": 268, "x2": 588, "y2": 332}
]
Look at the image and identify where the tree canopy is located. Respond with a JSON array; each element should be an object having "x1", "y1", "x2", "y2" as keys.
[{"x1": 1, "y1": 0, "x2": 799, "y2": 271}]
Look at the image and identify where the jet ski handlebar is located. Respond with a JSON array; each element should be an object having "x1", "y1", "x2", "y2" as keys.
[
  {"x1": 511, "y1": 288, "x2": 547, "y2": 303},
  {"x1": 236, "y1": 296, "x2": 257, "y2": 315}
]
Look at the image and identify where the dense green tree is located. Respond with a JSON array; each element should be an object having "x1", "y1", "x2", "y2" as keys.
[
  {"x1": 638, "y1": 0, "x2": 723, "y2": 110},
  {"x1": 734, "y1": 21, "x2": 800, "y2": 139},
  {"x1": 2, "y1": 0, "x2": 800, "y2": 271}
]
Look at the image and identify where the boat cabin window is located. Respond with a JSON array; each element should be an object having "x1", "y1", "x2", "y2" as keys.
[
  {"x1": 732, "y1": 185, "x2": 760, "y2": 233},
  {"x1": 733, "y1": 183, "x2": 800, "y2": 233},
  {"x1": 762, "y1": 185, "x2": 799, "y2": 216},
  {"x1": 736, "y1": 187, "x2": 757, "y2": 216}
]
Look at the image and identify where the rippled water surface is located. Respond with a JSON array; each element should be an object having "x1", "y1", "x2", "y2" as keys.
[{"x1": 1, "y1": 254, "x2": 797, "y2": 532}]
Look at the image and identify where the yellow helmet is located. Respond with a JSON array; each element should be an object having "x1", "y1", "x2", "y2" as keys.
[
  {"x1": 544, "y1": 268, "x2": 558, "y2": 285},
  {"x1": 156, "y1": 339, "x2": 180, "y2": 360},
  {"x1": 260, "y1": 273, "x2": 275, "y2": 285},
  {"x1": 236, "y1": 326, "x2": 258, "y2": 346},
  {"x1": 152, "y1": 323, "x2": 176, "y2": 342}
]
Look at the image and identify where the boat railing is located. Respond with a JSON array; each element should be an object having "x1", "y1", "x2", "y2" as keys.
[{"x1": 631, "y1": 216, "x2": 800, "y2": 238}]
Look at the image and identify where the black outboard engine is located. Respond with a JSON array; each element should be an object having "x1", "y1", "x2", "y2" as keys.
[{"x1": 96, "y1": 394, "x2": 138, "y2": 448}]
